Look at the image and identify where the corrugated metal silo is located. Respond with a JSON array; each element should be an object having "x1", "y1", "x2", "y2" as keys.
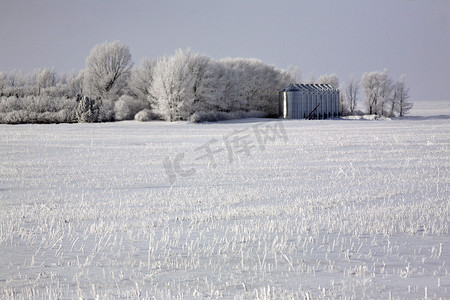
[{"x1": 278, "y1": 84, "x2": 340, "y2": 119}]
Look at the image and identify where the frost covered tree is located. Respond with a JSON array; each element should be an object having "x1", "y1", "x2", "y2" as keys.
[
  {"x1": 239, "y1": 58, "x2": 287, "y2": 114},
  {"x1": 378, "y1": 69, "x2": 393, "y2": 116},
  {"x1": 216, "y1": 58, "x2": 249, "y2": 112},
  {"x1": 305, "y1": 72, "x2": 316, "y2": 84},
  {"x1": 67, "y1": 70, "x2": 85, "y2": 99},
  {"x1": 218, "y1": 58, "x2": 291, "y2": 115},
  {"x1": 285, "y1": 65, "x2": 302, "y2": 83},
  {"x1": 362, "y1": 69, "x2": 395, "y2": 115},
  {"x1": 393, "y1": 75, "x2": 412, "y2": 117},
  {"x1": 5, "y1": 70, "x2": 26, "y2": 97},
  {"x1": 75, "y1": 96, "x2": 99, "y2": 122},
  {"x1": 339, "y1": 84, "x2": 347, "y2": 116},
  {"x1": 0, "y1": 72, "x2": 7, "y2": 96},
  {"x1": 345, "y1": 76, "x2": 359, "y2": 115},
  {"x1": 151, "y1": 49, "x2": 216, "y2": 121},
  {"x1": 7, "y1": 70, "x2": 19, "y2": 88},
  {"x1": 362, "y1": 71, "x2": 382, "y2": 115},
  {"x1": 33, "y1": 67, "x2": 62, "y2": 97},
  {"x1": 83, "y1": 40, "x2": 133, "y2": 101},
  {"x1": 129, "y1": 58, "x2": 157, "y2": 104},
  {"x1": 151, "y1": 50, "x2": 187, "y2": 121},
  {"x1": 38, "y1": 67, "x2": 59, "y2": 90},
  {"x1": 317, "y1": 73, "x2": 339, "y2": 89},
  {"x1": 1, "y1": 69, "x2": 65, "y2": 98}
]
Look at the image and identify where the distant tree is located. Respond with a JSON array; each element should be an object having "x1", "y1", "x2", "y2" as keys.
[
  {"x1": 393, "y1": 75, "x2": 412, "y2": 117},
  {"x1": 151, "y1": 49, "x2": 215, "y2": 121},
  {"x1": 0, "y1": 72, "x2": 7, "y2": 96},
  {"x1": 240, "y1": 58, "x2": 288, "y2": 114},
  {"x1": 151, "y1": 50, "x2": 189, "y2": 121},
  {"x1": 29, "y1": 67, "x2": 62, "y2": 97},
  {"x1": 83, "y1": 40, "x2": 133, "y2": 101},
  {"x1": 378, "y1": 69, "x2": 393, "y2": 116},
  {"x1": 224, "y1": 58, "x2": 291, "y2": 114},
  {"x1": 67, "y1": 70, "x2": 85, "y2": 99},
  {"x1": 38, "y1": 67, "x2": 59, "y2": 90},
  {"x1": 362, "y1": 71, "x2": 382, "y2": 115},
  {"x1": 317, "y1": 73, "x2": 339, "y2": 89},
  {"x1": 306, "y1": 72, "x2": 316, "y2": 84},
  {"x1": 216, "y1": 58, "x2": 249, "y2": 112},
  {"x1": 339, "y1": 84, "x2": 347, "y2": 116},
  {"x1": 59, "y1": 72, "x2": 67, "y2": 85},
  {"x1": 129, "y1": 58, "x2": 157, "y2": 104},
  {"x1": 285, "y1": 65, "x2": 302, "y2": 83},
  {"x1": 6, "y1": 70, "x2": 26, "y2": 97},
  {"x1": 218, "y1": 58, "x2": 284, "y2": 114},
  {"x1": 7, "y1": 70, "x2": 18, "y2": 88},
  {"x1": 362, "y1": 69, "x2": 396, "y2": 116},
  {"x1": 345, "y1": 76, "x2": 359, "y2": 115}
]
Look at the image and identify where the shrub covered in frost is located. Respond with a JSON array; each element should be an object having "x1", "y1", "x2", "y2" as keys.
[
  {"x1": 0, "y1": 96, "x2": 77, "y2": 124},
  {"x1": 134, "y1": 109, "x2": 161, "y2": 122},
  {"x1": 114, "y1": 95, "x2": 149, "y2": 121},
  {"x1": 97, "y1": 99, "x2": 115, "y2": 122}
]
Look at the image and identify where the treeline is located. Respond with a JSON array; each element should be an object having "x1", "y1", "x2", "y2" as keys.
[
  {"x1": 0, "y1": 40, "x2": 412, "y2": 124},
  {"x1": 301, "y1": 71, "x2": 412, "y2": 118},
  {"x1": 0, "y1": 41, "x2": 294, "y2": 124}
]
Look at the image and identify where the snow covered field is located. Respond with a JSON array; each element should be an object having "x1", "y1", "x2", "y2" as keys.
[{"x1": 0, "y1": 101, "x2": 449, "y2": 299}]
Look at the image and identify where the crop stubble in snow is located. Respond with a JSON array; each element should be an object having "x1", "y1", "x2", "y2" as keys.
[{"x1": 0, "y1": 116, "x2": 449, "y2": 299}]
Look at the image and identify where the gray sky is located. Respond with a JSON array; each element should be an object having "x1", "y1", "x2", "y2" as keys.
[{"x1": 1, "y1": 0, "x2": 449, "y2": 101}]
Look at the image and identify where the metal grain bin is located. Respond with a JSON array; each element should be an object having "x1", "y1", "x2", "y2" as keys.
[{"x1": 278, "y1": 84, "x2": 340, "y2": 119}]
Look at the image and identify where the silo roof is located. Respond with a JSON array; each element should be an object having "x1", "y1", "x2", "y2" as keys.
[{"x1": 280, "y1": 83, "x2": 338, "y2": 92}]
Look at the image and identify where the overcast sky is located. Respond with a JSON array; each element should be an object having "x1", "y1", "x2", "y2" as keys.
[{"x1": 1, "y1": 0, "x2": 449, "y2": 101}]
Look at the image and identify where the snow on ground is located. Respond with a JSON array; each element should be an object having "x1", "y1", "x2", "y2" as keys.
[
  {"x1": 0, "y1": 101, "x2": 449, "y2": 299},
  {"x1": 409, "y1": 100, "x2": 450, "y2": 117}
]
